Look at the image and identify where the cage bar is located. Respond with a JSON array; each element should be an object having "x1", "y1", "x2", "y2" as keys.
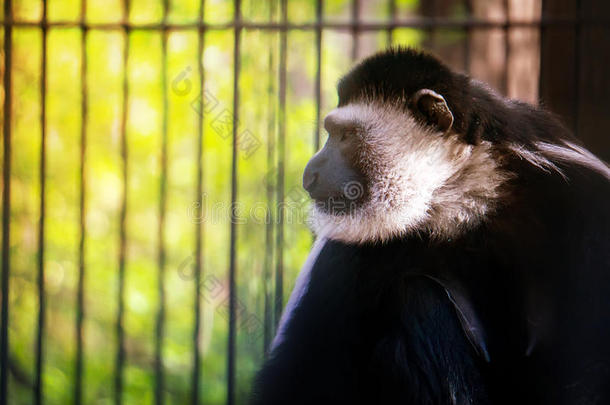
[
  {"x1": 274, "y1": 0, "x2": 288, "y2": 340},
  {"x1": 114, "y1": 0, "x2": 131, "y2": 404},
  {"x1": 351, "y1": 0, "x2": 360, "y2": 61},
  {"x1": 74, "y1": 0, "x2": 89, "y2": 403},
  {"x1": 227, "y1": 0, "x2": 242, "y2": 403},
  {"x1": 387, "y1": 0, "x2": 397, "y2": 46},
  {"x1": 0, "y1": 18, "x2": 600, "y2": 31},
  {"x1": 0, "y1": 0, "x2": 12, "y2": 402},
  {"x1": 35, "y1": 1, "x2": 49, "y2": 404},
  {"x1": 191, "y1": 0, "x2": 206, "y2": 403},
  {"x1": 155, "y1": 0, "x2": 170, "y2": 404},
  {"x1": 504, "y1": 0, "x2": 511, "y2": 94},
  {"x1": 464, "y1": 0, "x2": 472, "y2": 74},
  {"x1": 573, "y1": 0, "x2": 582, "y2": 136},
  {"x1": 538, "y1": 0, "x2": 546, "y2": 101},
  {"x1": 314, "y1": 0, "x2": 323, "y2": 151},
  {"x1": 425, "y1": 0, "x2": 436, "y2": 56},
  {"x1": 263, "y1": 0, "x2": 277, "y2": 355}
]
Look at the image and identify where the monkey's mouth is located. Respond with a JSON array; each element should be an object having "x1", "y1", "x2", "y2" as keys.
[
  {"x1": 307, "y1": 179, "x2": 369, "y2": 215},
  {"x1": 312, "y1": 195, "x2": 362, "y2": 215}
]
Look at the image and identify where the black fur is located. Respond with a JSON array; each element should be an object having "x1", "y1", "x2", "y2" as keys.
[{"x1": 251, "y1": 49, "x2": 610, "y2": 405}]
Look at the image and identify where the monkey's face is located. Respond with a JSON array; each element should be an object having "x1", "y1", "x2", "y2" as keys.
[{"x1": 304, "y1": 90, "x2": 507, "y2": 244}]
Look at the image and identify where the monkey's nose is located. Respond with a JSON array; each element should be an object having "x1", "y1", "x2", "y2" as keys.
[{"x1": 302, "y1": 169, "x2": 318, "y2": 194}]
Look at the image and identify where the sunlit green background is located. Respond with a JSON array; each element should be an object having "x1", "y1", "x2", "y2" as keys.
[{"x1": 2, "y1": 0, "x2": 478, "y2": 403}]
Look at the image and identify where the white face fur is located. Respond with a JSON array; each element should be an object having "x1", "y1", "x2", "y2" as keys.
[{"x1": 308, "y1": 101, "x2": 511, "y2": 244}]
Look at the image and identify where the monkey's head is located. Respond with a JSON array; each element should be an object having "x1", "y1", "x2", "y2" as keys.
[{"x1": 304, "y1": 48, "x2": 511, "y2": 244}]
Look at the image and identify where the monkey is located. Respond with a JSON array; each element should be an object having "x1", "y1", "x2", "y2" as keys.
[{"x1": 250, "y1": 48, "x2": 610, "y2": 405}]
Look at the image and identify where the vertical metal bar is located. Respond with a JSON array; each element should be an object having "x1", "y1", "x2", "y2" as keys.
[
  {"x1": 155, "y1": 0, "x2": 170, "y2": 403},
  {"x1": 503, "y1": 0, "x2": 510, "y2": 95},
  {"x1": 227, "y1": 0, "x2": 241, "y2": 403},
  {"x1": 263, "y1": 0, "x2": 276, "y2": 354},
  {"x1": 115, "y1": 1, "x2": 130, "y2": 404},
  {"x1": 314, "y1": 0, "x2": 322, "y2": 151},
  {"x1": 464, "y1": 0, "x2": 472, "y2": 74},
  {"x1": 538, "y1": 0, "x2": 546, "y2": 102},
  {"x1": 74, "y1": 0, "x2": 88, "y2": 403},
  {"x1": 0, "y1": 0, "x2": 12, "y2": 402},
  {"x1": 423, "y1": 0, "x2": 436, "y2": 54},
  {"x1": 35, "y1": 1, "x2": 49, "y2": 404},
  {"x1": 192, "y1": 0, "x2": 205, "y2": 403},
  {"x1": 350, "y1": 0, "x2": 360, "y2": 61},
  {"x1": 274, "y1": 0, "x2": 287, "y2": 339},
  {"x1": 387, "y1": 0, "x2": 396, "y2": 47},
  {"x1": 573, "y1": 0, "x2": 582, "y2": 137}
]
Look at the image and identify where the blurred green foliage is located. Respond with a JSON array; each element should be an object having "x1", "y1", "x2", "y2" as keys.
[{"x1": 1, "y1": 0, "x2": 434, "y2": 404}]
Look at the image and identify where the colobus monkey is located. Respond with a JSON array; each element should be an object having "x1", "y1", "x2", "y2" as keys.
[{"x1": 251, "y1": 48, "x2": 610, "y2": 405}]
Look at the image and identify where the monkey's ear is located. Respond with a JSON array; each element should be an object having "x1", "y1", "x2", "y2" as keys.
[{"x1": 409, "y1": 89, "x2": 454, "y2": 134}]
